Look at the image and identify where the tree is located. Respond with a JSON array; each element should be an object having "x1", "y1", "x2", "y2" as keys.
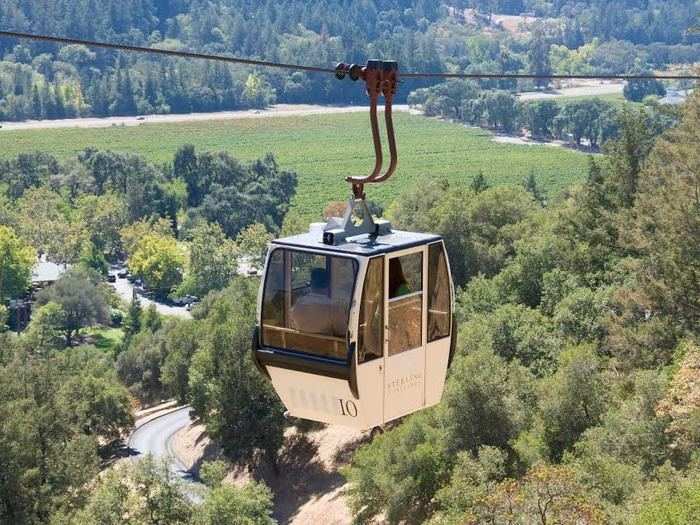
[
  {"x1": 198, "y1": 481, "x2": 275, "y2": 525},
  {"x1": 389, "y1": 181, "x2": 538, "y2": 287},
  {"x1": 521, "y1": 100, "x2": 560, "y2": 138},
  {"x1": 469, "y1": 171, "x2": 490, "y2": 193},
  {"x1": 433, "y1": 446, "x2": 508, "y2": 523},
  {"x1": 70, "y1": 456, "x2": 192, "y2": 525},
  {"x1": 128, "y1": 233, "x2": 185, "y2": 298},
  {"x1": 188, "y1": 278, "x2": 285, "y2": 466},
  {"x1": 75, "y1": 192, "x2": 127, "y2": 259},
  {"x1": 36, "y1": 269, "x2": 110, "y2": 345},
  {"x1": 474, "y1": 465, "x2": 606, "y2": 524},
  {"x1": 606, "y1": 107, "x2": 658, "y2": 208},
  {"x1": 57, "y1": 351, "x2": 134, "y2": 442},
  {"x1": 78, "y1": 239, "x2": 108, "y2": 276},
  {"x1": 539, "y1": 345, "x2": 607, "y2": 461},
  {"x1": 0, "y1": 345, "x2": 132, "y2": 524},
  {"x1": 483, "y1": 91, "x2": 519, "y2": 132},
  {"x1": 70, "y1": 455, "x2": 274, "y2": 525},
  {"x1": 523, "y1": 171, "x2": 546, "y2": 206},
  {"x1": 461, "y1": 304, "x2": 561, "y2": 375},
  {"x1": 236, "y1": 222, "x2": 273, "y2": 272},
  {"x1": 632, "y1": 476, "x2": 700, "y2": 525},
  {"x1": 0, "y1": 225, "x2": 34, "y2": 301},
  {"x1": 343, "y1": 411, "x2": 450, "y2": 525},
  {"x1": 556, "y1": 100, "x2": 617, "y2": 149},
  {"x1": 123, "y1": 293, "x2": 142, "y2": 340},
  {"x1": 16, "y1": 186, "x2": 85, "y2": 264},
  {"x1": 241, "y1": 73, "x2": 276, "y2": 108},
  {"x1": 161, "y1": 319, "x2": 199, "y2": 403},
  {"x1": 622, "y1": 94, "x2": 700, "y2": 330},
  {"x1": 527, "y1": 26, "x2": 552, "y2": 90},
  {"x1": 656, "y1": 340, "x2": 700, "y2": 467},
  {"x1": 185, "y1": 151, "x2": 297, "y2": 238},
  {"x1": 441, "y1": 347, "x2": 535, "y2": 455},
  {"x1": 624, "y1": 76, "x2": 666, "y2": 102},
  {"x1": 177, "y1": 221, "x2": 238, "y2": 297},
  {"x1": 120, "y1": 216, "x2": 175, "y2": 256},
  {"x1": 22, "y1": 302, "x2": 66, "y2": 355}
]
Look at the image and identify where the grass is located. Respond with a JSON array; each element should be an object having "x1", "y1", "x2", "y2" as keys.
[
  {"x1": 84, "y1": 327, "x2": 124, "y2": 351},
  {"x1": 1, "y1": 111, "x2": 590, "y2": 218},
  {"x1": 558, "y1": 93, "x2": 634, "y2": 107}
]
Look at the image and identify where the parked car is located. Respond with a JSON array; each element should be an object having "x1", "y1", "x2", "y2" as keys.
[
  {"x1": 117, "y1": 270, "x2": 128, "y2": 279},
  {"x1": 107, "y1": 274, "x2": 116, "y2": 283}
]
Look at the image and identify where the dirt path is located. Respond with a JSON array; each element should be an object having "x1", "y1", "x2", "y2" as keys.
[
  {"x1": 0, "y1": 104, "x2": 410, "y2": 131},
  {"x1": 171, "y1": 421, "x2": 367, "y2": 525}
]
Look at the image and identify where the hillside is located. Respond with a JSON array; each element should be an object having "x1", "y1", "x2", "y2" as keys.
[{"x1": 0, "y1": 0, "x2": 698, "y2": 120}]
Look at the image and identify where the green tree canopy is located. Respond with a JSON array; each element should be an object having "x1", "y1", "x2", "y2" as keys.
[
  {"x1": 0, "y1": 225, "x2": 34, "y2": 301},
  {"x1": 36, "y1": 268, "x2": 110, "y2": 345}
]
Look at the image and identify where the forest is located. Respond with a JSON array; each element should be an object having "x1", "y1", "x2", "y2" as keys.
[
  {"x1": 0, "y1": 0, "x2": 698, "y2": 120},
  {"x1": 408, "y1": 79, "x2": 676, "y2": 147},
  {"x1": 1, "y1": 88, "x2": 699, "y2": 523}
]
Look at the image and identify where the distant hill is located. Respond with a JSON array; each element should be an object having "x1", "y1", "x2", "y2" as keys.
[{"x1": 0, "y1": 0, "x2": 698, "y2": 121}]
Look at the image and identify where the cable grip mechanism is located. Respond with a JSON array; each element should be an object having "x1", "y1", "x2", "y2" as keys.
[{"x1": 335, "y1": 60, "x2": 399, "y2": 200}]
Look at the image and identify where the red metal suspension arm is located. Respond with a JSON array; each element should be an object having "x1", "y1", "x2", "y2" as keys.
[
  {"x1": 367, "y1": 73, "x2": 397, "y2": 184},
  {"x1": 345, "y1": 65, "x2": 383, "y2": 198},
  {"x1": 336, "y1": 60, "x2": 399, "y2": 198}
]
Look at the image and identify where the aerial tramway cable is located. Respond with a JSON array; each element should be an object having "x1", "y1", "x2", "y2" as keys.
[{"x1": 1, "y1": 30, "x2": 699, "y2": 81}]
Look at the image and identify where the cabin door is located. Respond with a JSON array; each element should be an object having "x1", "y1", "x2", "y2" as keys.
[{"x1": 383, "y1": 247, "x2": 427, "y2": 422}]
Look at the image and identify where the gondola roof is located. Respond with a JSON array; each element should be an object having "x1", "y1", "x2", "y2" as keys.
[{"x1": 272, "y1": 228, "x2": 442, "y2": 256}]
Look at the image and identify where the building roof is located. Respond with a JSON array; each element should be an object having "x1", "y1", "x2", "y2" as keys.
[
  {"x1": 32, "y1": 261, "x2": 68, "y2": 283},
  {"x1": 272, "y1": 227, "x2": 442, "y2": 256}
]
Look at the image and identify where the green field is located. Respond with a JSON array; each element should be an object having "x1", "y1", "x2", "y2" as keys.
[
  {"x1": 1, "y1": 112, "x2": 590, "y2": 218},
  {"x1": 558, "y1": 93, "x2": 632, "y2": 107}
]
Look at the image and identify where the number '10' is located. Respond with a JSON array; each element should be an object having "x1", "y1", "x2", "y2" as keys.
[{"x1": 338, "y1": 399, "x2": 358, "y2": 417}]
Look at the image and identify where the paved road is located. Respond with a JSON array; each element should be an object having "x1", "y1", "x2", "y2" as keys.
[
  {"x1": 110, "y1": 271, "x2": 192, "y2": 319},
  {"x1": 128, "y1": 406, "x2": 203, "y2": 498}
]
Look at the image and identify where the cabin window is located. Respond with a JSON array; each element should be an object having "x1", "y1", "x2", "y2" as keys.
[
  {"x1": 428, "y1": 243, "x2": 451, "y2": 342},
  {"x1": 358, "y1": 257, "x2": 383, "y2": 363},
  {"x1": 388, "y1": 252, "x2": 423, "y2": 355},
  {"x1": 261, "y1": 249, "x2": 357, "y2": 360}
]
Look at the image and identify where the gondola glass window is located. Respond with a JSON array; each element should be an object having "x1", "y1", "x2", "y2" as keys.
[
  {"x1": 262, "y1": 249, "x2": 357, "y2": 360},
  {"x1": 428, "y1": 243, "x2": 451, "y2": 342},
  {"x1": 358, "y1": 258, "x2": 383, "y2": 363},
  {"x1": 388, "y1": 252, "x2": 423, "y2": 356}
]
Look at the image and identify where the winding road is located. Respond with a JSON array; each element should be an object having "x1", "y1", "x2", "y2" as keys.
[{"x1": 128, "y1": 406, "x2": 204, "y2": 498}]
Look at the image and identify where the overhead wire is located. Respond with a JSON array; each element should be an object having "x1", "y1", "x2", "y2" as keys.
[
  {"x1": 0, "y1": 30, "x2": 700, "y2": 81},
  {"x1": 1, "y1": 30, "x2": 700, "y2": 81},
  {"x1": 0, "y1": 30, "x2": 336, "y2": 74}
]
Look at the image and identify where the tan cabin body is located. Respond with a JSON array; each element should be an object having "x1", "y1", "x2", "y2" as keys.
[{"x1": 253, "y1": 228, "x2": 456, "y2": 431}]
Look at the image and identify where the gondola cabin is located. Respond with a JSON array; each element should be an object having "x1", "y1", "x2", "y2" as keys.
[{"x1": 253, "y1": 218, "x2": 456, "y2": 431}]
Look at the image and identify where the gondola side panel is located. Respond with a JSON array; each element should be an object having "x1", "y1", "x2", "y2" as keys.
[
  {"x1": 424, "y1": 338, "x2": 450, "y2": 407},
  {"x1": 266, "y1": 367, "x2": 381, "y2": 430}
]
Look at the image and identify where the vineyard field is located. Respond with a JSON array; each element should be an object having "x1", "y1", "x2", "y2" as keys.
[{"x1": 1, "y1": 112, "x2": 590, "y2": 218}]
